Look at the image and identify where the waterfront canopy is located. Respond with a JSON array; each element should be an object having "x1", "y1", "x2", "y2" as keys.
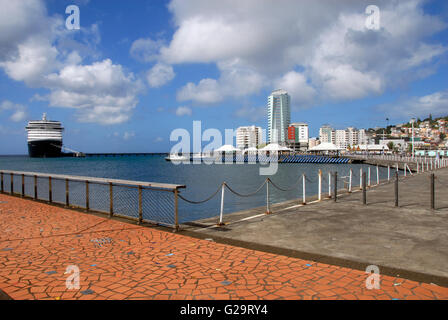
[
  {"x1": 214, "y1": 144, "x2": 240, "y2": 153},
  {"x1": 243, "y1": 147, "x2": 259, "y2": 154},
  {"x1": 309, "y1": 142, "x2": 343, "y2": 151},
  {"x1": 260, "y1": 143, "x2": 292, "y2": 152}
]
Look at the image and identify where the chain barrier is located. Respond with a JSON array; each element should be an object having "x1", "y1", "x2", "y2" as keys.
[
  {"x1": 177, "y1": 184, "x2": 222, "y2": 204},
  {"x1": 268, "y1": 178, "x2": 301, "y2": 192},
  {"x1": 179, "y1": 176, "x2": 306, "y2": 203},
  {"x1": 225, "y1": 180, "x2": 267, "y2": 197}
]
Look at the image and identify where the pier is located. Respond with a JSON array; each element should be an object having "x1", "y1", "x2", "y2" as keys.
[
  {"x1": 84, "y1": 153, "x2": 166, "y2": 157},
  {"x1": 1, "y1": 164, "x2": 448, "y2": 299},
  {"x1": 346, "y1": 154, "x2": 445, "y2": 172},
  {"x1": 182, "y1": 167, "x2": 448, "y2": 286},
  {"x1": 1, "y1": 186, "x2": 448, "y2": 300}
]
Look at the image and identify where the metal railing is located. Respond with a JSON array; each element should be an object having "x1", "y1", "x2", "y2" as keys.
[
  {"x1": 0, "y1": 170, "x2": 185, "y2": 231},
  {"x1": 178, "y1": 159, "x2": 448, "y2": 226},
  {"x1": 346, "y1": 153, "x2": 448, "y2": 164}
]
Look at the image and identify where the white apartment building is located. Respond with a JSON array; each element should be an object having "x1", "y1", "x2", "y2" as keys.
[
  {"x1": 319, "y1": 125, "x2": 335, "y2": 144},
  {"x1": 335, "y1": 130, "x2": 348, "y2": 149},
  {"x1": 236, "y1": 125, "x2": 263, "y2": 149},
  {"x1": 308, "y1": 137, "x2": 319, "y2": 149},
  {"x1": 319, "y1": 125, "x2": 369, "y2": 149},
  {"x1": 358, "y1": 129, "x2": 368, "y2": 145},
  {"x1": 268, "y1": 89, "x2": 291, "y2": 144}
]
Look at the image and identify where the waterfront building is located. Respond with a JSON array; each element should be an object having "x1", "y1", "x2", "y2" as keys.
[
  {"x1": 268, "y1": 89, "x2": 290, "y2": 144},
  {"x1": 335, "y1": 129, "x2": 348, "y2": 149},
  {"x1": 319, "y1": 125, "x2": 334, "y2": 144},
  {"x1": 319, "y1": 125, "x2": 370, "y2": 149},
  {"x1": 236, "y1": 125, "x2": 263, "y2": 149},
  {"x1": 287, "y1": 122, "x2": 309, "y2": 151},
  {"x1": 308, "y1": 137, "x2": 319, "y2": 149}
]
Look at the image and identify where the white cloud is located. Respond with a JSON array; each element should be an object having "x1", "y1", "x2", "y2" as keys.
[
  {"x1": 162, "y1": 0, "x2": 447, "y2": 105},
  {"x1": 146, "y1": 63, "x2": 175, "y2": 88},
  {"x1": 0, "y1": 0, "x2": 142, "y2": 125},
  {"x1": 274, "y1": 71, "x2": 316, "y2": 108},
  {"x1": 177, "y1": 78, "x2": 223, "y2": 104},
  {"x1": 177, "y1": 59, "x2": 264, "y2": 104},
  {"x1": 233, "y1": 105, "x2": 265, "y2": 122},
  {"x1": 0, "y1": 0, "x2": 49, "y2": 60},
  {"x1": 175, "y1": 106, "x2": 192, "y2": 116},
  {"x1": 0, "y1": 100, "x2": 28, "y2": 122},
  {"x1": 112, "y1": 131, "x2": 136, "y2": 140},
  {"x1": 154, "y1": 136, "x2": 163, "y2": 142},
  {"x1": 379, "y1": 90, "x2": 448, "y2": 119},
  {"x1": 130, "y1": 38, "x2": 164, "y2": 62},
  {"x1": 44, "y1": 59, "x2": 143, "y2": 124},
  {"x1": 0, "y1": 37, "x2": 59, "y2": 87},
  {"x1": 123, "y1": 131, "x2": 135, "y2": 140}
]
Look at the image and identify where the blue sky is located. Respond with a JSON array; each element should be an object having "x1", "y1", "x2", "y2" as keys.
[{"x1": 1, "y1": 0, "x2": 448, "y2": 154}]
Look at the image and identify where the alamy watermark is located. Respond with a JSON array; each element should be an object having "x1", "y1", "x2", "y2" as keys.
[
  {"x1": 365, "y1": 265, "x2": 381, "y2": 289},
  {"x1": 65, "y1": 265, "x2": 80, "y2": 290},
  {"x1": 169, "y1": 121, "x2": 279, "y2": 175},
  {"x1": 365, "y1": 5, "x2": 380, "y2": 30},
  {"x1": 66, "y1": 5, "x2": 80, "y2": 30}
]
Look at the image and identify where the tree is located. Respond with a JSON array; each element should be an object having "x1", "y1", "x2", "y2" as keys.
[
  {"x1": 440, "y1": 133, "x2": 446, "y2": 141},
  {"x1": 387, "y1": 141, "x2": 395, "y2": 151}
]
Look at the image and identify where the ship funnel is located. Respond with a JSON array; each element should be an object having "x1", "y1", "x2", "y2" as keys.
[{"x1": 42, "y1": 113, "x2": 47, "y2": 121}]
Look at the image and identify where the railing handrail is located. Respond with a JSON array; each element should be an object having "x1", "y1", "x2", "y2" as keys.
[{"x1": 0, "y1": 169, "x2": 185, "y2": 190}]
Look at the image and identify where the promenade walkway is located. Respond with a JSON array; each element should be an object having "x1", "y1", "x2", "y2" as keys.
[
  {"x1": 187, "y1": 169, "x2": 448, "y2": 284},
  {"x1": 0, "y1": 192, "x2": 447, "y2": 300}
]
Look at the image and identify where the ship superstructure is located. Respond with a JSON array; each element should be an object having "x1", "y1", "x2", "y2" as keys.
[{"x1": 26, "y1": 113, "x2": 64, "y2": 158}]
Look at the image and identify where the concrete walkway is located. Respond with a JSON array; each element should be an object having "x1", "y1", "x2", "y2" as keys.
[
  {"x1": 185, "y1": 169, "x2": 448, "y2": 283},
  {"x1": 0, "y1": 193, "x2": 447, "y2": 300}
]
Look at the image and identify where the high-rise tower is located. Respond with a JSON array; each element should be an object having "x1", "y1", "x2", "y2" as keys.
[{"x1": 268, "y1": 89, "x2": 290, "y2": 144}]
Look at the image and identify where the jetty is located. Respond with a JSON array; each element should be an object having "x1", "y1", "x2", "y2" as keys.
[
  {"x1": 182, "y1": 166, "x2": 448, "y2": 286},
  {"x1": 345, "y1": 154, "x2": 444, "y2": 172},
  {"x1": 84, "y1": 152, "x2": 166, "y2": 157}
]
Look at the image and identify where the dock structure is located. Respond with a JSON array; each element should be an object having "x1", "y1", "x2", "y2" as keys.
[
  {"x1": 1, "y1": 191, "x2": 447, "y2": 300},
  {"x1": 183, "y1": 167, "x2": 448, "y2": 286},
  {"x1": 84, "y1": 153, "x2": 166, "y2": 157},
  {"x1": 193, "y1": 155, "x2": 351, "y2": 164},
  {"x1": 345, "y1": 154, "x2": 447, "y2": 172}
]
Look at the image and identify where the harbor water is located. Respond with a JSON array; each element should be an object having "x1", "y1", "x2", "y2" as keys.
[{"x1": 0, "y1": 155, "x2": 394, "y2": 223}]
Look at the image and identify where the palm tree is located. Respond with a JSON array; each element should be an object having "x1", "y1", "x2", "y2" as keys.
[{"x1": 387, "y1": 141, "x2": 394, "y2": 152}]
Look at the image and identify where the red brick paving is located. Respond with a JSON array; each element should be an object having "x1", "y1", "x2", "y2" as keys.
[{"x1": 0, "y1": 193, "x2": 447, "y2": 300}]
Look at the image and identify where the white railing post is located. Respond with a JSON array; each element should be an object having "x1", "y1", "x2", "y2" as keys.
[
  {"x1": 360, "y1": 168, "x2": 362, "y2": 190},
  {"x1": 328, "y1": 172, "x2": 331, "y2": 198},
  {"x1": 368, "y1": 167, "x2": 371, "y2": 187},
  {"x1": 218, "y1": 183, "x2": 225, "y2": 225},
  {"x1": 318, "y1": 170, "x2": 322, "y2": 201},
  {"x1": 349, "y1": 168, "x2": 352, "y2": 193},
  {"x1": 376, "y1": 165, "x2": 379, "y2": 185},
  {"x1": 266, "y1": 179, "x2": 271, "y2": 214},
  {"x1": 302, "y1": 174, "x2": 306, "y2": 204},
  {"x1": 388, "y1": 165, "x2": 390, "y2": 181}
]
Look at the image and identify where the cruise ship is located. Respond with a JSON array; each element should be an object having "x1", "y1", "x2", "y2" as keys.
[{"x1": 26, "y1": 113, "x2": 64, "y2": 158}]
